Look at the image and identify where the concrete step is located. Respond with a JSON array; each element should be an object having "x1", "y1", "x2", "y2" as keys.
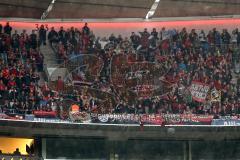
[
  {"x1": 40, "y1": 43, "x2": 58, "y2": 68},
  {"x1": 39, "y1": 43, "x2": 68, "y2": 82}
]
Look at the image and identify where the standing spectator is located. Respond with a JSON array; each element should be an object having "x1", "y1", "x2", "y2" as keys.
[
  {"x1": 199, "y1": 30, "x2": 206, "y2": 42},
  {"x1": 38, "y1": 24, "x2": 48, "y2": 46},
  {"x1": 140, "y1": 28, "x2": 150, "y2": 49},
  {"x1": 160, "y1": 27, "x2": 168, "y2": 41},
  {"x1": 232, "y1": 29, "x2": 238, "y2": 46},
  {"x1": 48, "y1": 27, "x2": 58, "y2": 46},
  {"x1": 207, "y1": 30, "x2": 214, "y2": 45},
  {"x1": 130, "y1": 32, "x2": 140, "y2": 50},
  {"x1": 214, "y1": 30, "x2": 222, "y2": 50},
  {"x1": 222, "y1": 29, "x2": 231, "y2": 49},
  {"x1": 116, "y1": 35, "x2": 123, "y2": 44},
  {"x1": 58, "y1": 26, "x2": 66, "y2": 45},
  {"x1": 13, "y1": 148, "x2": 21, "y2": 155},
  {"x1": 30, "y1": 30, "x2": 37, "y2": 49},
  {"x1": 0, "y1": 40, "x2": 8, "y2": 64},
  {"x1": 109, "y1": 33, "x2": 116, "y2": 43},
  {"x1": 11, "y1": 30, "x2": 20, "y2": 52},
  {"x1": 151, "y1": 28, "x2": 158, "y2": 40},
  {"x1": 189, "y1": 29, "x2": 198, "y2": 47},
  {"x1": 20, "y1": 29, "x2": 28, "y2": 45},
  {"x1": 4, "y1": 22, "x2": 12, "y2": 35},
  {"x1": 151, "y1": 28, "x2": 158, "y2": 47},
  {"x1": 82, "y1": 23, "x2": 90, "y2": 36},
  {"x1": 180, "y1": 28, "x2": 188, "y2": 43}
]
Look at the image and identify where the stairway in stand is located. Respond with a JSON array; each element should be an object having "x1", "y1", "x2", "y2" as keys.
[
  {"x1": 38, "y1": 43, "x2": 58, "y2": 85},
  {"x1": 39, "y1": 43, "x2": 58, "y2": 68},
  {"x1": 39, "y1": 43, "x2": 67, "y2": 83}
]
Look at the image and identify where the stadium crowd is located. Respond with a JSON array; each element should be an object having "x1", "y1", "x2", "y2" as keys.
[
  {"x1": 0, "y1": 22, "x2": 55, "y2": 117},
  {"x1": 48, "y1": 23, "x2": 240, "y2": 117},
  {"x1": 0, "y1": 21, "x2": 240, "y2": 120}
]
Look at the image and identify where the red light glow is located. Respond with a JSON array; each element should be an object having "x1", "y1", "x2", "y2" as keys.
[{"x1": 0, "y1": 18, "x2": 239, "y2": 37}]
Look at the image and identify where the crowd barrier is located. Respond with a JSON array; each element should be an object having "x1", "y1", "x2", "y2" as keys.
[
  {"x1": 211, "y1": 119, "x2": 240, "y2": 126},
  {"x1": 2, "y1": 112, "x2": 240, "y2": 126}
]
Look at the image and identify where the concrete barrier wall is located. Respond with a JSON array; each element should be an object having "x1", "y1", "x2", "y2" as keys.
[
  {"x1": 0, "y1": 119, "x2": 240, "y2": 141},
  {"x1": 1, "y1": 119, "x2": 240, "y2": 160}
]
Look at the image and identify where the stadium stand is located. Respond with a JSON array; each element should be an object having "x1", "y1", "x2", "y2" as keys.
[
  {"x1": 46, "y1": 23, "x2": 240, "y2": 119},
  {"x1": 0, "y1": 21, "x2": 240, "y2": 124}
]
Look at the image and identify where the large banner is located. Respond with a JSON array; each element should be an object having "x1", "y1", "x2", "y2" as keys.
[
  {"x1": 212, "y1": 119, "x2": 240, "y2": 126},
  {"x1": 162, "y1": 114, "x2": 213, "y2": 125},
  {"x1": 70, "y1": 113, "x2": 164, "y2": 125},
  {"x1": 69, "y1": 112, "x2": 213, "y2": 125},
  {"x1": 110, "y1": 54, "x2": 172, "y2": 102},
  {"x1": 189, "y1": 81, "x2": 210, "y2": 103}
]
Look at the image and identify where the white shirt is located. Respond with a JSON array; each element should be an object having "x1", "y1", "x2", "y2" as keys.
[
  {"x1": 160, "y1": 30, "x2": 169, "y2": 40},
  {"x1": 199, "y1": 32, "x2": 206, "y2": 42}
]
